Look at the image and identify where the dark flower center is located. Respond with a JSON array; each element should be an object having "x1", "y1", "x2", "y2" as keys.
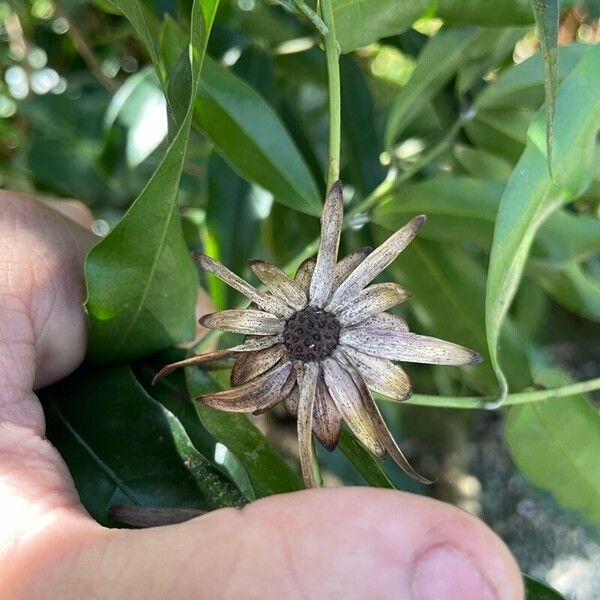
[{"x1": 283, "y1": 306, "x2": 340, "y2": 362}]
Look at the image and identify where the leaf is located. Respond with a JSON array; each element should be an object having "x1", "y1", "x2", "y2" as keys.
[
  {"x1": 186, "y1": 367, "x2": 303, "y2": 497},
  {"x1": 340, "y1": 55, "x2": 385, "y2": 196},
  {"x1": 435, "y1": 0, "x2": 534, "y2": 25},
  {"x1": 530, "y1": 0, "x2": 559, "y2": 176},
  {"x1": 104, "y1": 66, "x2": 168, "y2": 168},
  {"x1": 475, "y1": 44, "x2": 589, "y2": 110},
  {"x1": 373, "y1": 175, "x2": 600, "y2": 264},
  {"x1": 506, "y1": 368, "x2": 600, "y2": 523},
  {"x1": 337, "y1": 429, "x2": 395, "y2": 488},
  {"x1": 527, "y1": 262, "x2": 600, "y2": 322},
  {"x1": 85, "y1": 1, "x2": 219, "y2": 363},
  {"x1": 194, "y1": 56, "x2": 321, "y2": 216},
  {"x1": 43, "y1": 366, "x2": 245, "y2": 526},
  {"x1": 385, "y1": 27, "x2": 480, "y2": 148},
  {"x1": 524, "y1": 574, "x2": 565, "y2": 599},
  {"x1": 204, "y1": 154, "x2": 261, "y2": 310},
  {"x1": 485, "y1": 45, "x2": 600, "y2": 400},
  {"x1": 332, "y1": 0, "x2": 430, "y2": 53},
  {"x1": 453, "y1": 144, "x2": 513, "y2": 181}
]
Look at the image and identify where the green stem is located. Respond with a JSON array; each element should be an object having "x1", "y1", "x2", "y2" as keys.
[
  {"x1": 320, "y1": 0, "x2": 341, "y2": 189},
  {"x1": 396, "y1": 376, "x2": 600, "y2": 410}
]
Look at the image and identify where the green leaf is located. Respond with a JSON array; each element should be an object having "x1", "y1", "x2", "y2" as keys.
[
  {"x1": 485, "y1": 45, "x2": 600, "y2": 399},
  {"x1": 186, "y1": 367, "x2": 303, "y2": 497},
  {"x1": 453, "y1": 144, "x2": 513, "y2": 181},
  {"x1": 332, "y1": 0, "x2": 430, "y2": 53},
  {"x1": 373, "y1": 175, "x2": 600, "y2": 264},
  {"x1": 475, "y1": 44, "x2": 589, "y2": 110},
  {"x1": 43, "y1": 366, "x2": 244, "y2": 526},
  {"x1": 340, "y1": 55, "x2": 385, "y2": 196},
  {"x1": 385, "y1": 28, "x2": 480, "y2": 148},
  {"x1": 204, "y1": 154, "x2": 261, "y2": 310},
  {"x1": 524, "y1": 575, "x2": 565, "y2": 599},
  {"x1": 337, "y1": 429, "x2": 395, "y2": 488},
  {"x1": 530, "y1": 0, "x2": 559, "y2": 176},
  {"x1": 506, "y1": 368, "x2": 600, "y2": 523},
  {"x1": 85, "y1": 1, "x2": 219, "y2": 363},
  {"x1": 194, "y1": 56, "x2": 321, "y2": 216},
  {"x1": 435, "y1": 0, "x2": 534, "y2": 25},
  {"x1": 527, "y1": 262, "x2": 600, "y2": 322}
]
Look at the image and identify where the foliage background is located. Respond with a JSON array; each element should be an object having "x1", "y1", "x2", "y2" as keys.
[{"x1": 1, "y1": 0, "x2": 600, "y2": 597}]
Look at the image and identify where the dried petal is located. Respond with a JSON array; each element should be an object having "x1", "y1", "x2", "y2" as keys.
[
  {"x1": 152, "y1": 349, "x2": 235, "y2": 385},
  {"x1": 296, "y1": 362, "x2": 320, "y2": 488},
  {"x1": 335, "y1": 282, "x2": 409, "y2": 326},
  {"x1": 193, "y1": 252, "x2": 292, "y2": 317},
  {"x1": 327, "y1": 215, "x2": 426, "y2": 310},
  {"x1": 359, "y1": 312, "x2": 409, "y2": 331},
  {"x1": 197, "y1": 360, "x2": 294, "y2": 412},
  {"x1": 248, "y1": 260, "x2": 307, "y2": 309},
  {"x1": 312, "y1": 377, "x2": 342, "y2": 450},
  {"x1": 331, "y1": 246, "x2": 372, "y2": 294},
  {"x1": 340, "y1": 346, "x2": 412, "y2": 401},
  {"x1": 295, "y1": 258, "x2": 316, "y2": 293},
  {"x1": 200, "y1": 310, "x2": 283, "y2": 336},
  {"x1": 284, "y1": 385, "x2": 300, "y2": 416},
  {"x1": 231, "y1": 344, "x2": 287, "y2": 386},
  {"x1": 340, "y1": 328, "x2": 481, "y2": 366},
  {"x1": 321, "y1": 357, "x2": 385, "y2": 458},
  {"x1": 349, "y1": 368, "x2": 432, "y2": 484},
  {"x1": 309, "y1": 181, "x2": 344, "y2": 307}
]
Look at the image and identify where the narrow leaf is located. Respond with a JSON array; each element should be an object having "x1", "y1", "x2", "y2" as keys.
[
  {"x1": 524, "y1": 574, "x2": 565, "y2": 599},
  {"x1": 485, "y1": 45, "x2": 600, "y2": 401},
  {"x1": 86, "y1": 1, "x2": 219, "y2": 363},
  {"x1": 506, "y1": 368, "x2": 600, "y2": 523}
]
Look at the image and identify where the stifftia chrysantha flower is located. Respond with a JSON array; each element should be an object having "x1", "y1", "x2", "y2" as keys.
[{"x1": 154, "y1": 181, "x2": 482, "y2": 487}]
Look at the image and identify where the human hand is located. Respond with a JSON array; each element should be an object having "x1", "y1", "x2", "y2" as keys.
[{"x1": 0, "y1": 191, "x2": 524, "y2": 599}]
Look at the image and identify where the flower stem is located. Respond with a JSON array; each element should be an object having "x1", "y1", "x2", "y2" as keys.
[
  {"x1": 320, "y1": 0, "x2": 341, "y2": 189},
  {"x1": 397, "y1": 376, "x2": 600, "y2": 410}
]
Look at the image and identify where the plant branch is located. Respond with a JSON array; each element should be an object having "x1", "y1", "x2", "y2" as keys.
[
  {"x1": 398, "y1": 376, "x2": 600, "y2": 410},
  {"x1": 320, "y1": 0, "x2": 341, "y2": 189}
]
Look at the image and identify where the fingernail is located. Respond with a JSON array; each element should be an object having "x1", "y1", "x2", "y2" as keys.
[{"x1": 411, "y1": 545, "x2": 496, "y2": 600}]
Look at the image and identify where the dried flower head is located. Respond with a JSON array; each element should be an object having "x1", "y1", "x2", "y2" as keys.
[{"x1": 155, "y1": 181, "x2": 481, "y2": 487}]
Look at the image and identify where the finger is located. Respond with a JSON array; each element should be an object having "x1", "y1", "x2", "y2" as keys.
[
  {"x1": 42, "y1": 199, "x2": 95, "y2": 230},
  {"x1": 6, "y1": 488, "x2": 524, "y2": 599},
  {"x1": 0, "y1": 192, "x2": 100, "y2": 578}
]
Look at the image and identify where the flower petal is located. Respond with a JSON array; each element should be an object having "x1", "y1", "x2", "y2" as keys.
[
  {"x1": 248, "y1": 260, "x2": 308, "y2": 309},
  {"x1": 152, "y1": 349, "x2": 235, "y2": 384},
  {"x1": 197, "y1": 360, "x2": 294, "y2": 412},
  {"x1": 295, "y1": 257, "x2": 316, "y2": 294},
  {"x1": 359, "y1": 312, "x2": 409, "y2": 331},
  {"x1": 340, "y1": 328, "x2": 482, "y2": 365},
  {"x1": 284, "y1": 385, "x2": 300, "y2": 416},
  {"x1": 230, "y1": 344, "x2": 287, "y2": 386},
  {"x1": 321, "y1": 357, "x2": 385, "y2": 458},
  {"x1": 335, "y1": 283, "x2": 409, "y2": 326},
  {"x1": 331, "y1": 246, "x2": 372, "y2": 294},
  {"x1": 327, "y1": 215, "x2": 425, "y2": 310},
  {"x1": 309, "y1": 181, "x2": 344, "y2": 307},
  {"x1": 200, "y1": 309, "x2": 284, "y2": 335},
  {"x1": 312, "y1": 377, "x2": 342, "y2": 450},
  {"x1": 339, "y1": 346, "x2": 412, "y2": 401},
  {"x1": 193, "y1": 252, "x2": 292, "y2": 317},
  {"x1": 296, "y1": 362, "x2": 320, "y2": 488},
  {"x1": 336, "y1": 355, "x2": 432, "y2": 484}
]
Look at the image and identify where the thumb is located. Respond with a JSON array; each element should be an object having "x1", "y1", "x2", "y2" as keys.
[{"x1": 7, "y1": 488, "x2": 524, "y2": 599}]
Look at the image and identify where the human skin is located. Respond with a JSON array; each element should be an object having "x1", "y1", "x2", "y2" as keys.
[{"x1": 0, "y1": 191, "x2": 524, "y2": 599}]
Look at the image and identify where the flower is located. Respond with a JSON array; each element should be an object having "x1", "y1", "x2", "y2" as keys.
[{"x1": 154, "y1": 181, "x2": 481, "y2": 487}]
